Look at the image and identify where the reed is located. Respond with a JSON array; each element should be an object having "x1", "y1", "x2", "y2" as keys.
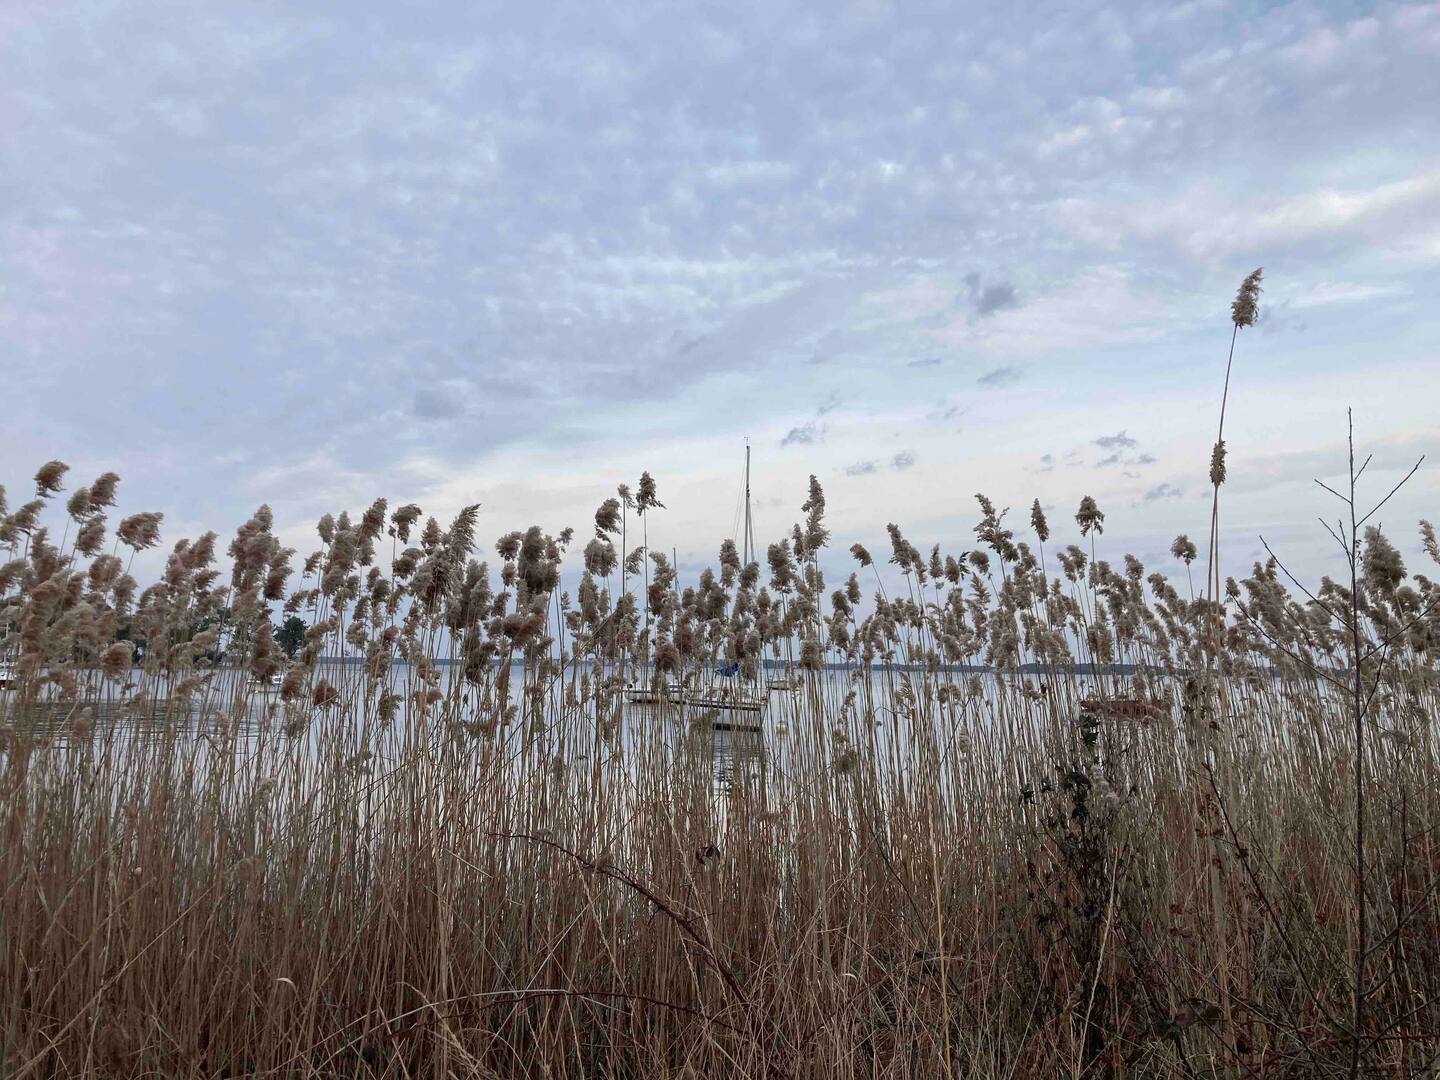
[{"x1": 0, "y1": 300, "x2": 1437, "y2": 1079}]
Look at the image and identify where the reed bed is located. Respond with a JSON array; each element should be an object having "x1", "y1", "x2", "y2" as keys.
[{"x1": 3, "y1": 283, "x2": 1440, "y2": 1078}]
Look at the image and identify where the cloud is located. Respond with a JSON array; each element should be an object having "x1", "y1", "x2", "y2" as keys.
[
  {"x1": 977, "y1": 365, "x2": 1022, "y2": 387},
  {"x1": 0, "y1": 0, "x2": 1435, "y2": 586},
  {"x1": 929, "y1": 402, "x2": 968, "y2": 423},
  {"x1": 1094, "y1": 431, "x2": 1138, "y2": 451},
  {"x1": 962, "y1": 272, "x2": 1021, "y2": 320},
  {"x1": 781, "y1": 421, "x2": 823, "y2": 447},
  {"x1": 1029, "y1": 453, "x2": 1056, "y2": 474},
  {"x1": 413, "y1": 387, "x2": 465, "y2": 420},
  {"x1": 975, "y1": 282, "x2": 1019, "y2": 317},
  {"x1": 816, "y1": 392, "x2": 841, "y2": 416},
  {"x1": 1143, "y1": 482, "x2": 1184, "y2": 502},
  {"x1": 1053, "y1": 174, "x2": 1440, "y2": 266},
  {"x1": 1258, "y1": 299, "x2": 1309, "y2": 335},
  {"x1": 1092, "y1": 432, "x2": 1158, "y2": 470},
  {"x1": 840, "y1": 450, "x2": 916, "y2": 475}
]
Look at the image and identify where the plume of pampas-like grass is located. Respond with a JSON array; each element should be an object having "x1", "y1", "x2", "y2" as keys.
[
  {"x1": 594, "y1": 497, "x2": 621, "y2": 538},
  {"x1": 1171, "y1": 535, "x2": 1198, "y2": 564},
  {"x1": 636, "y1": 472, "x2": 663, "y2": 513},
  {"x1": 1075, "y1": 496, "x2": 1104, "y2": 536},
  {"x1": 584, "y1": 538, "x2": 617, "y2": 578},
  {"x1": 100, "y1": 642, "x2": 133, "y2": 679},
  {"x1": 1232, "y1": 267, "x2": 1263, "y2": 328},
  {"x1": 117, "y1": 512, "x2": 163, "y2": 551},
  {"x1": 1210, "y1": 441, "x2": 1227, "y2": 486},
  {"x1": 89, "y1": 471, "x2": 120, "y2": 507},
  {"x1": 390, "y1": 504, "x2": 422, "y2": 542},
  {"x1": 66, "y1": 487, "x2": 92, "y2": 520},
  {"x1": 1030, "y1": 499, "x2": 1049, "y2": 543},
  {"x1": 34, "y1": 460, "x2": 68, "y2": 498}
]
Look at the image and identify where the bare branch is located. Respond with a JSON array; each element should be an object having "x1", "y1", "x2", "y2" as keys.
[
  {"x1": 1356, "y1": 456, "x2": 1425, "y2": 529},
  {"x1": 1314, "y1": 478, "x2": 1352, "y2": 506}
]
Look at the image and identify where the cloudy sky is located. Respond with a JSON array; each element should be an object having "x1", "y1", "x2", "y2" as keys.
[{"x1": 3, "y1": 0, "x2": 1438, "y2": 587}]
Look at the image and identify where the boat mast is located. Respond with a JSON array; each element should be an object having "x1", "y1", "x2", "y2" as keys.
[{"x1": 743, "y1": 439, "x2": 754, "y2": 565}]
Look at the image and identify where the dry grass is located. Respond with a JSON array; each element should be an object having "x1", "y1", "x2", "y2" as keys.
[{"x1": 2, "y1": 288, "x2": 1438, "y2": 1076}]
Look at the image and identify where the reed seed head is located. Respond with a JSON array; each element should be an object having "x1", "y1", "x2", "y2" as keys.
[
  {"x1": 1030, "y1": 499, "x2": 1049, "y2": 543},
  {"x1": 594, "y1": 497, "x2": 621, "y2": 538},
  {"x1": 89, "y1": 472, "x2": 120, "y2": 507},
  {"x1": 1171, "y1": 534, "x2": 1198, "y2": 565},
  {"x1": 33, "y1": 460, "x2": 69, "y2": 498},
  {"x1": 117, "y1": 512, "x2": 164, "y2": 551},
  {"x1": 1231, "y1": 267, "x2": 1263, "y2": 328},
  {"x1": 1075, "y1": 496, "x2": 1105, "y2": 536},
  {"x1": 1210, "y1": 441, "x2": 1227, "y2": 487}
]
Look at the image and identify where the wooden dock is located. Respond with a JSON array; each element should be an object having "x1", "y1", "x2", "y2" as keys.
[
  {"x1": 624, "y1": 687, "x2": 766, "y2": 714},
  {"x1": 711, "y1": 719, "x2": 764, "y2": 733}
]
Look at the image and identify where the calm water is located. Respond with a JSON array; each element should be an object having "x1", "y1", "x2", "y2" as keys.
[
  {"x1": 0, "y1": 661, "x2": 789, "y2": 795},
  {"x1": 1, "y1": 659, "x2": 1138, "y2": 803}
]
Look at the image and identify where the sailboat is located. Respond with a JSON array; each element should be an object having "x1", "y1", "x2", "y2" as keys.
[
  {"x1": 624, "y1": 442, "x2": 767, "y2": 723},
  {"x1": 739, "y1": 441, "x2": 798, "y2": 695}
]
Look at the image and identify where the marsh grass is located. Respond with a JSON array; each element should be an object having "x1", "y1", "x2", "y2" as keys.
[{"x1": 2, "y1": 293, "x2": 1439, "y2": 1077}]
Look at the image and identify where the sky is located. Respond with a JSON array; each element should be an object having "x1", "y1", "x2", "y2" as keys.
[{"x1": 3, "y1": 0, "x2": 1438, "y2": 591}]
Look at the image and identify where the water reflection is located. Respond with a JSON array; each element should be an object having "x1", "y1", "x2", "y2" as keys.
[
  {"x1": 711, "y1": 723, "x2": 767, "y2": 794},
  {"x1": 2, "y1": 667, "x2": 775, "y2": 800}
]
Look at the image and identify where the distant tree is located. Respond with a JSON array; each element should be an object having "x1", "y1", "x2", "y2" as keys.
[
  {"x1": 276, "y1": 615, "x2": 306, "y2": 661},
  {"x1": 193, "y1": 606, "x2": 231, "y2": 664}
]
